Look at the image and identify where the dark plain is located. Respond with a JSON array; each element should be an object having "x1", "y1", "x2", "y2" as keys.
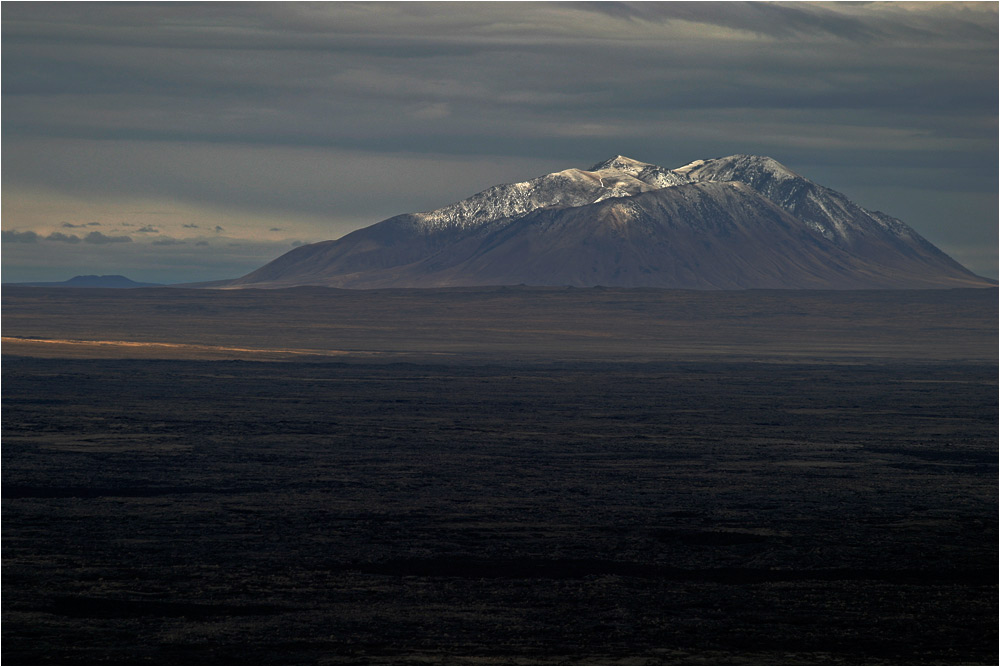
[{"x1": 2, "y1": 286, "x2": 997, "y2": 664}]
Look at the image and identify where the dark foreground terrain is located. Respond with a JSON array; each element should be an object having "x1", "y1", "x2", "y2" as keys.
[{"x1": 2, "y1": 287, "x2": 997, "y2": 664}]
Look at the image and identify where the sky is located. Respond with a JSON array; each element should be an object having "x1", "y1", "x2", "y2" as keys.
[{"x1": 2, "y1": 1, "x2": 997, "y2": 284}]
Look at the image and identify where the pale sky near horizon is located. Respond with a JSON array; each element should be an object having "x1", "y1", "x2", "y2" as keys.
[{"x1": 3, "y1": 1, "x2": 997, "y2": 284}]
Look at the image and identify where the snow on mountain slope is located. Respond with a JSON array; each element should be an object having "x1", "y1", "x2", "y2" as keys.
[
  {"x1": 678, "y1": 154, "x2": 974, "y2": 277},
  {"x1": 677, "y1": 154, "x2": 919, "y2": 246},
  {"x1": 230, "y1": 157, "x2": 675, "y2": 287},
  {"x1": 589, "y1": 155, "x2": 691, "y2": 189},
  {"x1": 225, "y1": 154, "x2": 992, "y2": 290},
  {"x1": 412, "y1": 159, "x2": 668, "y2": 231},
  {"x1": 404, "y1": 181, "x2": 886, "y2": 290}
]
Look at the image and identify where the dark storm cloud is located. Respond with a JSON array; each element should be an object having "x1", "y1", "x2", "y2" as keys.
[
  {"x1": 0, "y1": 3, "x2": 485, "y2": 57},
  {"x1": 574, "y1": 1, "x2": 996, "y2": 43},
  {"x1": 136, "y1": 226, "x2": 160, "y2": 233},
  {"x1": 45, "y1": 231, "x2": 81, "y2": 243},
  {"x1": 574, "y1": 1, "x2": 882, "y2": 40},
  {"x1": 525, "y1": 3, "x2": 968, "y2": 47},
  {"x1": 4, "y1": 2, "x2": 994, "y2": 157},
  {"x1": 3, "y1": 230, "x2": 40, "y2": 243}
]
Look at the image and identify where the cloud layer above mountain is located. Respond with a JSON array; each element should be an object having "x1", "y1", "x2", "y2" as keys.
[{"x1": 3, "y1": 2, "x2": 996, "y2": 283}]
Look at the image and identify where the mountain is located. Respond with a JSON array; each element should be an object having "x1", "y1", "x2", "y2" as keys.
[
  {"x1": 674, "y1": 155, "x2": 977, "y2": 283},
  {"x1": 224, "y1": 155, "x2": 990, "y2": 290},
  {"x1": 7, "y1": 275, "x2": 162, "y2": 288}
]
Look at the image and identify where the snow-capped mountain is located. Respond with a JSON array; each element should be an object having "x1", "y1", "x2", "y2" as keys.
[
  {"x1": 224, "y1": 155, "x2": 990, "y2": 290},
  {"x1": 412, "y1": 155, "x2": 687, "y2": 231}
]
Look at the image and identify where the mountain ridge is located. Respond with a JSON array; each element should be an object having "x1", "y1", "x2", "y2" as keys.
[
  {"x1": 6, "y1": 275, "x2": 162, "y2": 288},
  {"x1": 222, "y1": 154, "x2": 990, "y2": 290}
]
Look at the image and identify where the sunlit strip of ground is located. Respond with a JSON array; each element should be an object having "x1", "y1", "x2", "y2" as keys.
[{"x1": 0, "y1": 337, "x2": 383, "y2": 361}]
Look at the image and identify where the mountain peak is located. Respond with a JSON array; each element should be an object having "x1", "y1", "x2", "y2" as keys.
[
  {"x1": 724, "y1": 154, "x2": 799, "y2": 177},
  {"x1": 678, "y1": 154, "x2": 800, "y2": 181},
  {"x1": 589, "y1": 155, "x2": 653, "y2": 174}
]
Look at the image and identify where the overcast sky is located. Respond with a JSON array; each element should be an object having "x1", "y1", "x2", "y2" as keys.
[{"x1": 3, "y1": 1, "x2": 997, "y2": 283}]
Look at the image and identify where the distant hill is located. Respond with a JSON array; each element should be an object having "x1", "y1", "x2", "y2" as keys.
[
  {"x1": 221, "y1": 154, "x2": 992, "y2": 290},
  {"x1": 6, "y1": 275, "x2": 162, "y2": 288}
]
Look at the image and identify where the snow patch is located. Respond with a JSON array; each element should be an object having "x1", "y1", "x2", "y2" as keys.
[{"x1": 673, "y1": 159, "x2": 706, "y2": 175}]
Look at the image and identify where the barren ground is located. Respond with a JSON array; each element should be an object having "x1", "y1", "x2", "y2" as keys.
[{"x1": 2, "y1": 286, "x2": 996, "y2": 664}]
